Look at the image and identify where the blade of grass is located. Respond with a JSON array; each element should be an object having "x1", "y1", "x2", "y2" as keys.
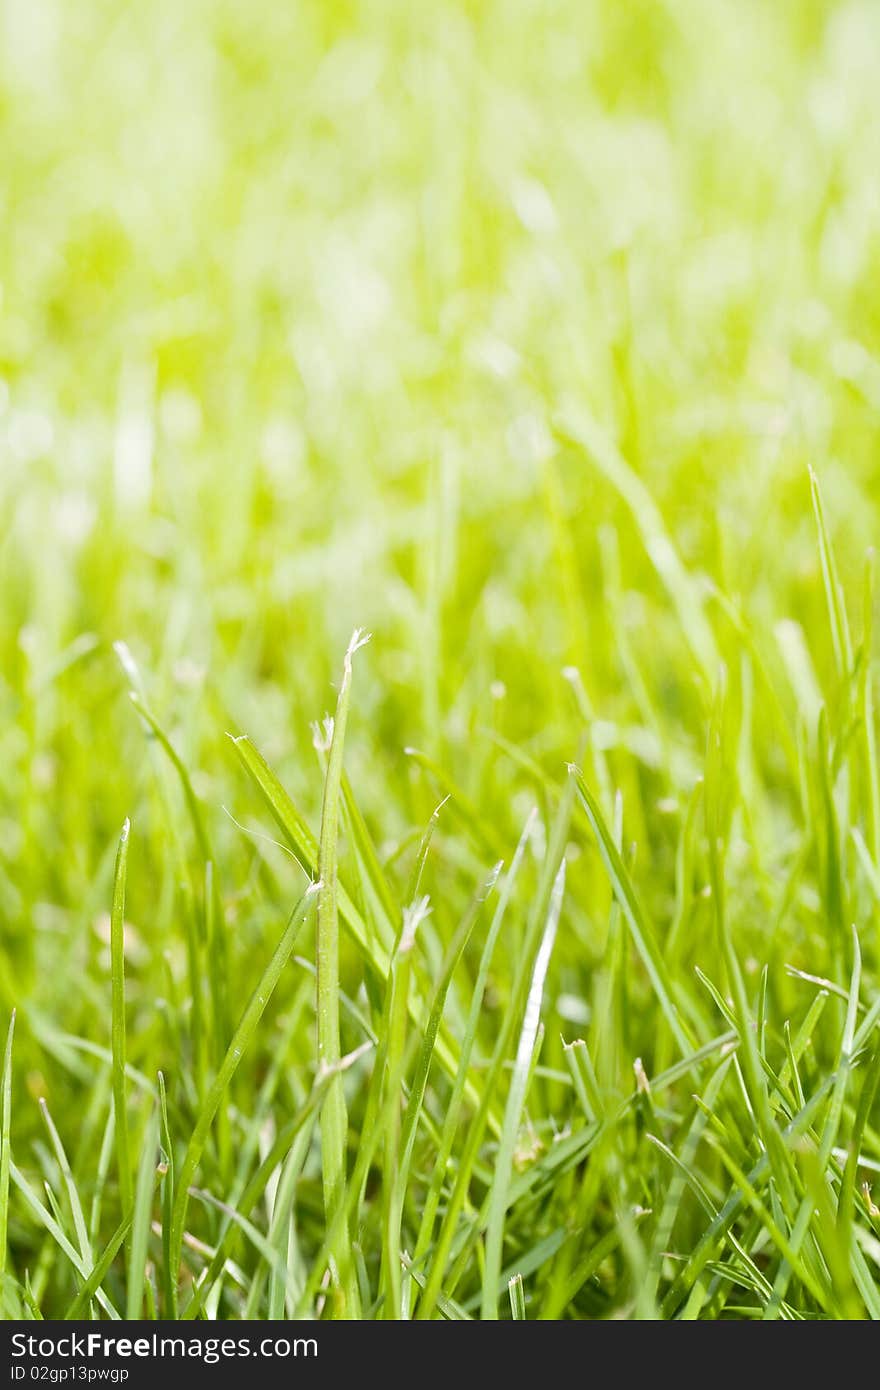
[
  {"x1": 266, "y1": 1122, "x2": 315, "y2": 1317},
  {"x1": 660, "y1": 1074, "x2": 835, "y2": 1317},
  {"x1": 110, "y1": 818, "x2": 132, "y2": 1218},
  {"x1": 0, "y1": 1011, "x2": 14, "y2": 1280},
  {"x1": 573, "y1": 769, "x2": 693, "y2": 1055},
  {"x1": 482, "y1": 860, "x2": 564, "y2": 1318},
  {"x1": 9, "y1": 1164, "x2": 119, "y2": 1319},
  {"x1": 508, "y1": 1271, "x2": 526, "y2": 1319},
  {"x1": 230, "y1": 727, "x2": 486, "y2": 1122},
  {"x1": 127, "y1": 1105, "x2": 158, "y2": 1318},
  {"x1": 416, "y1": 781, "x2": 574, "y2": 1319},
  {"x1": 555, "y1": 407, "x2": 720, "y2": 686},
  {"x1": 809, "y1": 467, "x2": 853, "y2": 686},
  {"x1": 38, "y1": 1100, "x2": 92, "y2": 1274},
  {"x1": 859, "y1": 552, "x2": 880, "y2": 869},
  {"x1": 380, "y1": 895, "x2": 426, "y2": 1319},
  {"x1": 316, "y1": 628, "x2": 369, "y2": 1316},
  {"x1": 404, "y1": 746, "x2": 507, "y2": 862},
  {"x1": 63, "y1": 1209, "x2": 134, "y2": 1320},
  {"x1": 412, "y1": 814, "x2": 534, "y2": 1275},
  {"x1": 156, "y1": 1071, "x2": 175, "y2": 1318},
  {"x1": 839, "y1": 1040, "x2": 880, "y2": 1255},
  {"x1": 640, "y1": 1056, "x2": 733, "y2": 1314},
  {"x1": 168, "y1": 879, "x2": 320, "y2": 1308},
  {"x1": 180, "y1": 1047, "x2": 367, "y2": 1319},
  {"x1": 228, "y1": 732, "x2": 392, "y2": 966},
  {"x1": 764, "y1": 925, "x2": 862, "y2": 1319}
]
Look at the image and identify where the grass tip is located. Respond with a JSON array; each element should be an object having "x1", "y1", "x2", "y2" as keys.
[
  {"x1": 346, "y1": 627, "x2": 371, "y2": 660},
  {"x1": 400, "y1": 894, "x2": 431, "y2": 954},
  {"x1": 480, "y1": 860, "x2": 505, "y2": 899},
  {"x1": 341, "y1": 627, "x2": 371, "y2": 687},
  {"x1": 311, "y1": 716, "x2": 334, "y2": 752}
]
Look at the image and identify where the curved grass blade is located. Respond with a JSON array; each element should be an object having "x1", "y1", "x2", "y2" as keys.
[
  {"x1": 64, "y1": 1210, "x2": 133, "y2": 1320},
  {"x1": 228, "y1": 734, "x2": 392, "y2": 969},
  {"x1": 229, "y1": 729, "x2": 483, "y2": 1117},
  {"x1": 39, "y1": 1100, "x2": 92, "y2": 1273},
  {"x1": 168, "y1": 880, "x2": 320, "y2": 1307},
  {"x1": 10, "y1": 1164, "x2": 119, "y2": 1319},
  {"x1": 180, "y1": 1049, "x2": 366, "y2": 1319}
]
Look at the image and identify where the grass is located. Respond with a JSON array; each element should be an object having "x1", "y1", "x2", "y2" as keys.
[{"x1": 3, "y1": 0, "x2": 880, "y2": 1320}]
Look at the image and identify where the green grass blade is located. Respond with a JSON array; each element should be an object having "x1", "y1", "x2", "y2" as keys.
[
  {"x1": 573, "y1": 769, "x2": 693, "y2": 1055},
  {"x1": 482, "y1": 860, "x2": 564, "y2": 1318},
  {"x1": 180, "y1": 1054, "x2": 358, "y2": 1319},
  {"x1": 556, "y1": 407, "x2": 720, "y2": 686},
  {"x1": 417, "y1": 780, "x2": 574, "y2": 1319},
  {"x1": 403, "y1": 747, "x2": 507, "y2": 862},
  {"x1": 156, "y1": 1070, "x2": 176, "y2": 1317},
  {"x1": 0, "y1": 1011, "x2": 14, "y2": 1280},
  {"x1": 110, "y1": 818, "x2": 132, "y2": 1217},
  {"x1": 63, "y1": 1210, "x2": 133, "y2": 1320},
  {"x1": 412, "y1": 813, "x2": 534, "y2": 1273},
  {"x1": 839, "y1": 1040, "x2": 880, "y2": 1256},
  {"x1": 508, "y1": 1272, "x2": 526, "y2": 1319},
  {"x1": 809, "y1": 467, "x2": 853, "y2": 685},
  {"x1": 168, "y1": 880, "x2": 319, "y2": 1304},
  {"x1": 9, "y1": 1163, "x2": 119, "y2": 1319},
  {"x1": 126, "y1": 1105, "x2": 158, "y2": 1318},
  {"x1": 190, "y1": 1185, "x2": 291, "y2": 1285},
  {"x1": 316, "y1": 629, "x2": 369, "y2": 1316},
  {"x1": 38, "y1": 1100, "x2": 92, "y2": 1271}
]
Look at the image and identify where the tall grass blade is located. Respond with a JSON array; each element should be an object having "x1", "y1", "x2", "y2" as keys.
[
  {"x1": 482, "y1": 861, "x2": 564, "y2": 1318},
  {"x1": 110, "y1": 819, "x2": 132, "y2": 1218}
]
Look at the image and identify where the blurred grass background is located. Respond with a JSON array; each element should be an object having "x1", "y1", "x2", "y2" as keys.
[{"x1": 3, "y1": 0, "x2": 880, "y2": 1309}]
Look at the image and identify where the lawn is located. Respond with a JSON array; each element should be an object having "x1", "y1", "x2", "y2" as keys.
[{"x1": 3, "y1": 0, "x2": 880, "y2": 1320}]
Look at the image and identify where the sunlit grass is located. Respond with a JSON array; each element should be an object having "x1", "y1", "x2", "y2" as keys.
[{"x1": 3, "y1": 0, "x2": 880, "y2": 1319}]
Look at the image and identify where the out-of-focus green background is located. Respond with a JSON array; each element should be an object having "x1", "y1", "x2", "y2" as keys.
[{"x1": 2, "y1": 0, "x2": 880, "y2": 1140}]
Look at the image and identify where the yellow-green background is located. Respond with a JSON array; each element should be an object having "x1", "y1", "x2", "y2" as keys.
[{"x1": 3, "y1": 0, "x2": 880, "y2": 1317}]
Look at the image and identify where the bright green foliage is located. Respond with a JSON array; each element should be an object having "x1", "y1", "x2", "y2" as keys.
[{"x1": 3, "y1": 0, "x2": 880, "y2": 1320}]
